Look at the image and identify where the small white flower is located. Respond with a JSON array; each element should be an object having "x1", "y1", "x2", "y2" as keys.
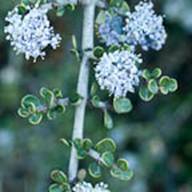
[
  {"x1": 56, "y1": 0, "x2": 77, "y2": 5},
  {"x1": 4, "y1": 4, "x2": 61, "y2": 61},
  {"x1": 95, "y1": 50, "x2": 142, "y2": 97},
  {"x1": 124, "y1": 1, "x2": 167, "y2": 51},
  {"x1": 73, "y1": 181, "x2": 110, "y2": 192}
]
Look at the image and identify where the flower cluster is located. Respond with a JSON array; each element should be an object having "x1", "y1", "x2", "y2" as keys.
[
  {"x1": 97, "y1": 1, "x2": 167, "y2": 51},
  {"x1": 73, "y1": 182, "x2": 110, "y2": 192},
  {"x1": 124, "y1": 1, "x2": 167, "y2": 51},
  {"x1": 4, "y1": 4, "x2": 61, "y2": 61},
  {"x1": 98, "y1": 11, "x2": 124, "y2": 46},
  {"x1": 95, "y1": 50, "x2": 142, "y2": 97},
  {"x1": 95, "y1": 1, "x2": 167, "y2": 97}
]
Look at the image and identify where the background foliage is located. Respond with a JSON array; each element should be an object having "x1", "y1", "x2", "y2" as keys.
[{"x1": 0, "y1": 0, "x2": 192, "y2": 191}]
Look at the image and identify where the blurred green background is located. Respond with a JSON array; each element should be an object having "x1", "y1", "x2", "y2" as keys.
[{"x1": 0, "y1": 0, "x2": 192, "y2": 191}]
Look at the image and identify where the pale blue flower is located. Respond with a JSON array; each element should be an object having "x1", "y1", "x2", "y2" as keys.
[
  {"x1": 124, "y1": 1, "x2": 167, "y2": 51},
  {"x1": 98, "y1": 11, "x2": 124, "y2": 46}
]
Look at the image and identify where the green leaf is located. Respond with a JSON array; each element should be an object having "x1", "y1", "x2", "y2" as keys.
[
  {"x1": 88, "y1": 162, "x2": 102, "y2": 178},
  {"x1": 142, "y1": 68, "x2": 162, "y2": 80},
  {"x1": 90, "y1": 82, "x2": 99, "y2": 96},
  {"x1": 61, "y1": 183, "x2": 71, "y2": 192},
  {"x1": 71, "y1": 35, "x2": 77, "y2": 50},
  {"x1": 109, "y1": 0, "x2": 124, "y2": 7},
  {"x1": 28, "y1": 113, "x2": 43, "y2": 125},
  {"x1": 66, "y1": 3, "x2": 76, "y2": 11},
  {"x1": 148, "y1": 79, "x2": 159, "y2": 94},
  {"x1": 96, "y1": 138, "x2": 116, "y2": 154},
  {"x1": 17, "y1": 107, "x2": 30, "y2": 118},
  {"x1": 22, "y1": 0, "x2": 30, "y2": 6},
  {"x1": 56, "y1": 6, "x2": 65, "y2": 17},
  {"x1": 168, "y1": 78, "x2": 178, "y2": 92},
  {"x1": 47, "y1": 105, "x2": 65, "y2": 120},
  {"x1": 120, "y1": 1, "x2": 130, "y2": 13},
  {"x1": 50, "y1": 170, "x2": 67, "y2": 184},
  {"x1": 113, "y1": 97, "x2": 132, "y2": 114},
  {"x1": 73, "y1": 139, "x2": 87, "y2": 159},
  {"x1": 93, "y1": 46, "x2": 105, "y2": 58},
  {"x1": 53, "y1": 88, "x2": 63, "y2": 98},
  {"x1": 108, "y1": 45, "x2": 119, "y2": 53},
  {"x1": 139, "y1": 86, "x2": 154, "y2": 102},
  {"x1": 48, "y1": 184, "x2": 64, "y2": 192},
  {"x1": 91, "y1": 95, "x2": 101, "y2": 108},
  {"x1": 159, "y1": 76, "x2": 178, "y2": 95},
  {"x1": 104, "y1": 110, "x2": 113, "y2": 129},
  {"x1": 151, "y1": 68, "x2": 162, "y2": 79},
  {"x1": 21, "y1": 95, "x2": 41, "y2": 112},
  {"x1": 18, "y1": 4, "x2": 28, "y2": 15},
  {"x1": 101, "y1": 151, "x2": 114, "y2": 167},
  {"x1": 60, "y1": 138, "x2": 70, "y2": 147},
  {"x1": 40, "y1": 87, "x2": 55, "y2": 107},
  {"x1": 69, "y1": 92, "x2": 83, "y2": 106},
  {"x1": 110, "y1": 159, "x2": 133, "y2": 181},
  {"x1": 117, "y1": 159, "x2": 129, "y2": 171},
  {"x1": 96, "y1": 10, "x2": 106, "y2": 25},
  {"x1": 82, "y1": 138, "x2": 93, "y2": 152},
  {"x1": 142, "y1": 69, "x2": 151, "y2": 80}
]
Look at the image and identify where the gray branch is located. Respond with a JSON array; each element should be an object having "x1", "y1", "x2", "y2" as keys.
[{"x1": 68, "y1": 0, "x2": 96, "y2": 182}]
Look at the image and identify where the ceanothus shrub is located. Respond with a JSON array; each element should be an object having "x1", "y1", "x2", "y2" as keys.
[{"x1": 4, "y1": 0, "x2": 178, "y2": 191}]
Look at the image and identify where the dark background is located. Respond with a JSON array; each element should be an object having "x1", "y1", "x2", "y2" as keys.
[{"x1": 0, "y1": 0, "x2": 192, "y2": 191}]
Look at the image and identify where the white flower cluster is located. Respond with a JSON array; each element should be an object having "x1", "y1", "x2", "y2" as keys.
[
  {"x1": 97, "y1": 1, "x2": 167, "y2": 51},
  {"x1": 95, "y1": 1, "x2": 167, "y2": 97},
  {"x1": 73, "y1": 182, "x2": 110, "y2": 192},
  {"x1": 124, "y1": 1, "x2": 167, "y2": 51},
  {"x1": 95, "y1": 50, "x2": 142, "y2": 97},
  {"x1": 4, "y1": 4, "x2": 61, "y2": 61}
]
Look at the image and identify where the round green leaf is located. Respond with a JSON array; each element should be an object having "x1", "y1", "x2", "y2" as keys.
[
  {"x1": 101, "y1": 151, "x2": 114, "y2": 167},
  {"x1": 91, "y1": 95, "x2": 101, "y2": 108},
  {"x1": 139, "y1": 86, "x2": 154, "y2": 102},
  {"x1": 82, "y1": 138, "x2": 93, "y2": 151},
  {"x1": 110, "y1": 159, "x2": 133, "y2": 181},
  {"x1": 151, "y1": 68, "x2": 162, "y2": 78},
  {"x1": 88, "y1": 162, "x2": 102, "y2": 178},
  {"x1": 142, "y1": 69, "x2": 151, "y2": 80},
  {"x1": 93, "y1": 46, "x2": 105, "y2": 58},
  {"x1": 21, "y1": 95, "x2": 41, "y2": 112},
  {"x1": 168, "y1": 78, "x2": 178, "y2": 92},
  {"x1": 18, "y1": 107, "x2": 30, "y2": 118},
  {"x1": 148, "y1": 79, "x2": 159, "y2": 94},
  {"x1": 28, "y1": 113, "x2": 43, "y2": 125},
  {"x1": 113, "y1": 97, "x2": 132, "y2": 114},
  {"x1": 48, "y1": 184, "x2": 64, "y2": 192},
  {"x1": 50, "y1": 170, "x2": 67, "y2": 184},
  {"x1": 95, "y1": 138, "x2": 116, "y2": 154},
  {"x1": 40, "y1": 87, "x2": 55, "y2": 107},
  {"x1": 69, "y1": 92, "x2": 83, "y2": 106}
]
